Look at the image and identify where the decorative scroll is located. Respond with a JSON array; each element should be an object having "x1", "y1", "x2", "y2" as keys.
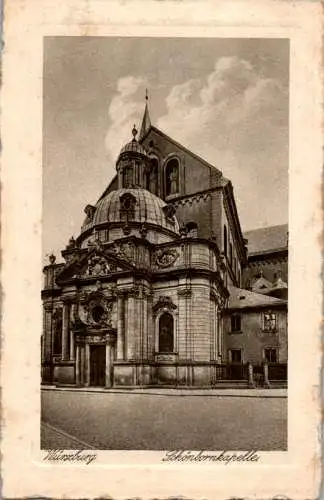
[
  {"x1": 86, "y1": 254, "x2": 116, "y2": 277},
  {"x1": 114, "y1": 241, "x2": 136, "y2": 264},
  {"x1": 153, "y1": 295, "x2": 177, "y2": 314},
  {"x1": 154, "y1": 248, "x2": 179, "y2": 268}
]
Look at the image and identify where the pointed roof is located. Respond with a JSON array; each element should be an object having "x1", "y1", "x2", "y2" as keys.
[
  {"x1": 139, "y1": 89, "x2": 151, "y2": 140},
  {"x1": 228, "y1": 286, "x2": 287, "y2": 310},
  {"x1": 251, "y1": 275, "x2": 274, "y2": 292}
]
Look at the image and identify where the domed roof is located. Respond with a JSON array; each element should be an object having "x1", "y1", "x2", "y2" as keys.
[
  {"x1": 118, "y1": 125, "x2": 148, "y2": 160},
  {"x1": 119, "y1": 139, "x2": 148, "y2": 157},
  {"x1": 81, "y1": 188, "x2": 179, "y2": 235}
]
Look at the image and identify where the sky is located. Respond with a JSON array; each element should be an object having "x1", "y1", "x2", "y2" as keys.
[{"x1": 43, "y1": 36, "x2": 289, "y2": 262}]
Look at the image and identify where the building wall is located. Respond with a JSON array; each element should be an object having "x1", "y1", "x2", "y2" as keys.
[
  {"x1": 190, "y1": 280, "x2": 214, "y2": 361},
  {"x1": 142, "y1": 128, "x2": 220, "y2": 196},
  {"x1": 223, "y1": 308, "x2": 287, "y2": 364},
  {"x1": 221, "y1": 204, "x2": 242, "y2": 287}
]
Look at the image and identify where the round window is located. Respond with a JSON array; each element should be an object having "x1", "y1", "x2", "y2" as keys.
[{"x1": 92, "y1": 305, "x2": 105, "y2": 323}]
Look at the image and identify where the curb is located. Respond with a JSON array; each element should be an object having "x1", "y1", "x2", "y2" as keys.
[{"x1": 41, "y1": 386, "x2": 287, "y2": 398}]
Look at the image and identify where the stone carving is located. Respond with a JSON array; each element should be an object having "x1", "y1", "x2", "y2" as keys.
[
  {"x1": 84, "y1": 204, "x2": 96, "y2": 220},
  {"x1": 139, "y1": 223, "x2": 148, "y2": 238},
  {"x1": 153, "y1": 296, "x2": 177, "y2": 314},
  {"x1": 74, "y1": 291, "x2": 115, "y2": 330},
  {"x1": 210, "y1": 289, "x2": 219, "y2": 302},
  {"x1": 154, "y1": 248, "x2": 179, "y2": 268},
  {"x1": 86, "y1": 254, "x2": 114, "y2": 277},
  {"x1": 115, "y1": 242, "x2": 135, "y2": 264},
  {"x1": 84, "y1": 298, "x2": 114, "y2": 328},
  {"x1": 177, "y1": 288, "x2": 192, "y2": 297},
  {"x1": 162, "y1": 204, "x2": 176, "y2": 219}
]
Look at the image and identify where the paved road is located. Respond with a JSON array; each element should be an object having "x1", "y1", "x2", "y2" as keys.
[{"x1": 41, "y1": 389, "x2": 287, "y2": 450}]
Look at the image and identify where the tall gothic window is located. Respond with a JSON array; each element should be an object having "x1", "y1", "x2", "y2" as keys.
[
  {"x1": 150, "y1": 158, "x2": 158, "y2": 194},
  {"x1": 229, "y1": 243, "x2": 233, "y2": 266},
  {"x1": 223, "y1": 225, "x2": 228, "y2": 256},
  {"x1": 165, "y1": 158, "x2": 179, "y2": 196},
  {"x1": 159, "y1": 313, "x2": 174, "y2": 353}
]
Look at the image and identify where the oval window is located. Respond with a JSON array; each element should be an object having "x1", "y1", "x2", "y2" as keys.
[{"x1": 92, "y1": 305, "x2": 105, "y2": 323}]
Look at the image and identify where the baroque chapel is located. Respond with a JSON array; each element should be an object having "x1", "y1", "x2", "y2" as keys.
[{"x1": 41, "y1": 98, "x2": 288, "y2": 388}]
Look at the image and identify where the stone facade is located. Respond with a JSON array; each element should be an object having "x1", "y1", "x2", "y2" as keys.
[{"x1": 41, "y1": 104, "x2": 288, "y2": 388}]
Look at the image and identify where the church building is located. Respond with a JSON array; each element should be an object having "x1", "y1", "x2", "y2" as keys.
[{"x1": 41, "y1": 98, "x2": 288, "y2": 388}]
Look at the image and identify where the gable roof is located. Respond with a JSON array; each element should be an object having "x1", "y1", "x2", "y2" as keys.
[
  {"x1": 141, "y1": 125, "x2": 223, "y2": 178},
  {"x1": 243, "y1": 224, "x2": 288, "y2": 255},
  {"x1": 228, "y1": 285, "x2": 287, "y2": 310},
  {"x1": 251, "y1": 276, "x2": 274, "y2": 292}
]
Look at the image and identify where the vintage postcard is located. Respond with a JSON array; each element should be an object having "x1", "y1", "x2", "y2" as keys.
[{"x1": 1, "y1": 1, "x2": 323, "y2": 498}]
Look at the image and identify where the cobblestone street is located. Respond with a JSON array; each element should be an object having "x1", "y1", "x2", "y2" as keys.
[{"x1": 41, "y1": 388, "x2": 287, "y2": 450}]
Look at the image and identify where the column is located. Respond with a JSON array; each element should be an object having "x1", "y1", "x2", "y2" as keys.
[
  {"x1": 80, "y1": 346, "x2": 85, "y2": 386},
  {"x1": 75, "y1": 345, "x2": 80, "y2": 385},
  {"x1": 43, "y1": 303, "x2": 53, "y2": 362},
  {"x1": 85, "y1": 343, "x2": 90, "y2": 387},
  {"x1": 69, "y1": 303, "x2": 77, "y2": 360},
  {"x1": 142, "y1": 294, "x2": 148, "y2": 359},
  {"x1": 127, "y1": 293, "x2": 135, "y2": 359},
  {"x1": 105, "y1": 342, "x2": 112, "y2": 388},
  {"x1": 248, "y1": 362, "x2": 255, "y2": 388},
  {"x1": 69, "y1": 330, "x2": 75, "y2": 360},
  {"x1": 62, "y1": 301, "x2": 70, "y2": 360},
  {"x1": 263, "y1": 362, "x2": 270, "y2": 388},
  {"x1": 146, "y1": 293, "x2": 153, "y2": 358},
  {"x1": 116, "y1": 292, "x2": 125, "y2": 359},
  {"x1": 217, "y1": 310, "x2": 223, "y2": 362}
]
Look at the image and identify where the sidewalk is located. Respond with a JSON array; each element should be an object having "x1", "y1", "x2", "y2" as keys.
[
  {"x1": 42, "y1": 385, "x2": 287, "y2": 398},
  {"x1": 41, "y1": 421, "x2": 95, "y2": 449}
]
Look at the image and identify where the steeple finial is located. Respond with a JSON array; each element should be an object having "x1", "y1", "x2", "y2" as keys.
[{"x1": 139, "y1": 88, "x2": 152, "y2": 140}]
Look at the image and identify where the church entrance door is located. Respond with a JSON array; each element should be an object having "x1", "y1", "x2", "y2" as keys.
[{"x1": 90, "y1": 345, "x2": 106, "y2": 386}]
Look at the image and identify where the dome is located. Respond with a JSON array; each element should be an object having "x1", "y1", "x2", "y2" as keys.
[
  {"x1": 119, "y1": 139, "x2": 148, "y2": 157},
  {"x1": 81, "y1": 188, "x2": 179, "y2": 235},
  {"x1": 117, "y1": 125, "x2": 148, "y2": 161}
]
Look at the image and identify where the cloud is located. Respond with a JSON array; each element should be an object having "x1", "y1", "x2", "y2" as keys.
[
  {"x1": 157, "y1": 56, "x2": 288, "y2": 230},
  {"x1": 158, "y1": 56, "x2": 287, "y2": 157},
  {"x1": 104, "y1": 58, "x2": 288, "y2": 230},
  {"x1": 105, "y1": 75, "x2": 146, "y2": 161}
]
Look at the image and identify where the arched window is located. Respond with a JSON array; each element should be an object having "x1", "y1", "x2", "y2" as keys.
[
  {"x1": 120, "y1": 193, "x2": 136, "y2": 221},
  {"x1": 223, "y1": 225, "x2": 228, "y2": 256},
  {"x1": 165, "y1": 158, "x2": 179, "y2": 196},
  {"x1": 53, "y1": 309, "x2": 62, "y2": 356},
  {"x1": 186, "y1": 221, "x2": 198, "y2": 238},
  {"x1": 149, "y1": 158, "x2": 158, "y2": 194},
  {"x1": 159, "y1": 312, "x2": 174, "y2": 353}
]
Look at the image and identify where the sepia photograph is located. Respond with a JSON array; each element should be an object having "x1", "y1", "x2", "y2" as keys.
[
  {"x1": 41, "y1": 36, "x2": 289, "y2": 451},
  {"x1": 2, "y1": 1, "x2": 322, "y2": 498}
]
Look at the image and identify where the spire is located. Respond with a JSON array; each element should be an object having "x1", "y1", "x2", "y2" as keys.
[{"x1": 139, "y1": 88, "x2": 151, "y2": 140}]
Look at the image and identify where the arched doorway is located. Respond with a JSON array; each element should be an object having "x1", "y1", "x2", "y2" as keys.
[{"x1": 158, "y1": 313, "x2": 174, "y2": 352}]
